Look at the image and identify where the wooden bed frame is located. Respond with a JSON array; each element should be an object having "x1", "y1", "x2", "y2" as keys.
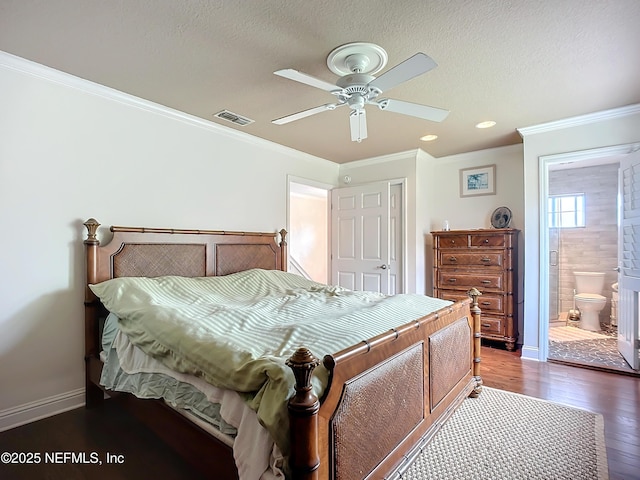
[{"x1": 83, "y1": 218, "x2": 483, "y2": 480}]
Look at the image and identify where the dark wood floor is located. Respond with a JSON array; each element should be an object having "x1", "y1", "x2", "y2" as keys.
[
  {"x1": 1, "y1": 345, "x2": 638, "y2": 479},
  {"x1": 0, "y1": 396, "x2": 207, "y2": 480}
]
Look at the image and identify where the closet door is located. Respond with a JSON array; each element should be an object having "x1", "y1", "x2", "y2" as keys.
[{"x1": 331, "y1": 181, "x2": 391, "y2": 293}]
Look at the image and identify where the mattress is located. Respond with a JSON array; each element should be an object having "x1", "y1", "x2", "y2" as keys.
[{"x1": 100, "y1": 316, "x2": 285, "y2": 480}]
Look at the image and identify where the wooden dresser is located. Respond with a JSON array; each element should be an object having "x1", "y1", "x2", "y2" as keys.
[{"x1": 431, "y1": 228, "x2": 519, "y2": 351}]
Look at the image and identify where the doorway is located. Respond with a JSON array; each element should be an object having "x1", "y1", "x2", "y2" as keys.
[
  {"x1": 287, "y1": 177, "x2": 330, "y2": 283},
  {"x1": 541, "y1": 147, "x2": 639, "y2": 374},
  {"x1": 287, "y1": 177, "x2": 405, "y2": 293}
]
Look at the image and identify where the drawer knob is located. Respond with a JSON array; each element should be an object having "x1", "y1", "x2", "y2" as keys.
[
  {"x1": 482, "y1": 323, "x2": 492, "y2": 328},
  {"x1": 481, "y1": 301, "x2": 491, "y2": 306},
  {"x1": 481, "y1": 257, "x2": 491, "y2": 262},
  {"x1": 484, "y1": 239, "x2": 489, "y2": 243},
  {"x1": 481, "y1": 280, "x2": 491, "y2": 284},
  {"x1": 449, "y1": 256, "x2": 457, "y2": 262},
  {"x1": 448, "y1": 278, "x2": 457, "y2": 283}
]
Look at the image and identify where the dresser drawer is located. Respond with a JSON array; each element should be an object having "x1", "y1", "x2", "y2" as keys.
[
  {"x1": 479, "y1": 316, "x2": 504, "y2": 335},
  {"x1": 476, "y1": 294, "x2": 504, "y2": 313},
  {"x1": 438, "y1": 291, "x2": 471, "y2": 303},
  {"x1": 438, "y1": 272, "x2": 503, "y2": 290},
  {"x1": 439, "y1": 251, "x2": 503, "y2": 267},
  {"x1": 438, "y1": 290, "x2": 504, "y2": 313},
  {"x1": 470, "y1": 235, "x2": 505, "y2": 247},
  {"x1": 438, "y1": 235, "x2": 469, "y2": 248}
]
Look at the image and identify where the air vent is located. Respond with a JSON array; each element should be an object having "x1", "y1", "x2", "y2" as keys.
[{"x1": 213, "y1": 110, "x2": 254, "y2": 126}]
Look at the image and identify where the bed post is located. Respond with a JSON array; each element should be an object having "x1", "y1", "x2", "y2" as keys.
[
  {"x1": 279, "y1": 229, "x2": 288, "y2": 272},
  {"x1": 467, "y1": 287, "x2": 483, "y2": 397},
  {"x1": 83, "y1": 218, "x2": 103, "y2": 407},
  {"x1": 286, "y1": 347, "x2": 320, "y2": 480}
]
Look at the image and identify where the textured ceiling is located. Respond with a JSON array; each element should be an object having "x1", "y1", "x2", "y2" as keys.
[{"x1": 1, "y1": 0, "x2": 639, "y2": 163}]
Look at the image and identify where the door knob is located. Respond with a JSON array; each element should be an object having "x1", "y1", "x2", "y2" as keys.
[{"x1": 376, "y1": 264, "x2": 389, "y2": 269}]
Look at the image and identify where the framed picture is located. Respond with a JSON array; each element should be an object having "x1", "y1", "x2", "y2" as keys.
[{"x1": 459, "y1": 164, "x2": 496, "y2": 197}]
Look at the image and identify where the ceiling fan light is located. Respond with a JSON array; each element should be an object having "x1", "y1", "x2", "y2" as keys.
[
  {"x1": 475, "y1": 120, "x2": 496, "y2": 129},
  {"x1": 420, "y1": 134, "x2": 438, "y2": 141}
]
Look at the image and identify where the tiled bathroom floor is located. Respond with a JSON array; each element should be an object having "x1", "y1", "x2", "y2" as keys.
[{"x1": 548, "y1": 324, "x2": 638, "y2": 374}]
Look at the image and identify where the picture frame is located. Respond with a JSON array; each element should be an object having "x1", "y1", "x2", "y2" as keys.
[{"x1": 459, "y1": 164, "x2": 496, "y2": 197}]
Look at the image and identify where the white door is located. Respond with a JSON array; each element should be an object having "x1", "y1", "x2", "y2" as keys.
[
  {"x1": 331, "y1": 181, "x2": 391, "y2": 293},
  {"x1": 618, "y1": 149, "x2": 640, "y2": 370}
]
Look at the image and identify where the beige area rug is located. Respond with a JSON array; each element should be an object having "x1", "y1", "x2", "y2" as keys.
[
  {"x1": 395, "y1": 387, "x2": 608, "y2": 480},
  {"x1": 549, "y1": 326, "x2": 611, "y2": 342}
]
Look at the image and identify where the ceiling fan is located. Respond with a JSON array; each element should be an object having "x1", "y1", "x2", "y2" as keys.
[{"x1": 272, "y1": 42, "x2": 449, "y2": 143}]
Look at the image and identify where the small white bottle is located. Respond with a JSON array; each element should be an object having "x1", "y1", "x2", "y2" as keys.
[{"x1": 443, "y1": 220, "x2": 450, "y2": 231}]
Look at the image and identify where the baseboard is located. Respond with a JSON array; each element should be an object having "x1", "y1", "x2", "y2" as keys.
[
  {"x1": 0, "y1": 388, "x2": 85, "y2": 432},
  {"x1": 520, "y1": 346, "x2": 540, "y2": 361}
]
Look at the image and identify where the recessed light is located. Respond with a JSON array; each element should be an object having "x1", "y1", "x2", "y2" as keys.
[
  {"x1": 420, "y1": 134, "x2": 438, "y2": 142},
  {"x1": 475, "y1": 120, "x2": 496, "y2": 129}
]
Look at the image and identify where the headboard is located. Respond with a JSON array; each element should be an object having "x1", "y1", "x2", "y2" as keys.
[{"x1": 82, "y1": 218, "x2": 287, "y2": 358}]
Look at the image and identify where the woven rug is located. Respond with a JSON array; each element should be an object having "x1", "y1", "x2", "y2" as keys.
[{"x1": 397, "y1": 387, "x2": 608, "y2": 480}]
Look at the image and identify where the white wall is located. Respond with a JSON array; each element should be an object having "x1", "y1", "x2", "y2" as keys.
[
  {"x1": 0, "y1": 52, "x2": 339, "y2": 429},
  {"x1": 429, "y1": 144, "x2": 524, "y2": 232},
  {"x1": 416, "y1": 150, "x2": 437, "y2": 293},
  {"x1": 519, "y1": 105, "x2": 640, "y2": 360}
]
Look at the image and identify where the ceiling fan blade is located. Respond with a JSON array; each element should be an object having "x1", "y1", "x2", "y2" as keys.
[
  {"x1": 368, "y1": 53, "x2": 437, "y2": 93},
  {"x1": 349, "y1": 109, "x2": 368, "y2": 142},
  {"x1": 272, "y1": 103, "x2": 341, "y2": 125},
  {"x1": 274, "y1": 69, "x2": 338, "y2": 92},
  {"x1": 376, "y1": 98, "x2": 449, "y2": 122}
]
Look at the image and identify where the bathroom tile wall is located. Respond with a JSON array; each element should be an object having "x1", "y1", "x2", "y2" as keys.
[{"x1": 549, "y1": 163, "x2": 619, "y2": 323}]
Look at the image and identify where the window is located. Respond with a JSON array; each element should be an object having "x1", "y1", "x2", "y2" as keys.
[{"x1": 548, "y1": 194, "x2": 585, "y2": 228}]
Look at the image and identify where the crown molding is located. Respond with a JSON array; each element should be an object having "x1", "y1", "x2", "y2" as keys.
[
  {"x1": 0, "y1": 50, "x2": 335, "y2": 167},
  {"x1": 517, "y1": 103, "x2": 640, "y2": 137},
  {"x1": 540, "y1": 142, "x2": 640, "y2": 167},
  {"x1": 340, "y1": 149, "x2": 423, "y2": 169}
]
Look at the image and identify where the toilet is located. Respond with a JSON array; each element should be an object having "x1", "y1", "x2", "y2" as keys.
[{"x1": 574, "y1": 272, "x2": 607, "y2": 332}]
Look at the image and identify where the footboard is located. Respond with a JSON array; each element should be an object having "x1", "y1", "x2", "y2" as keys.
[{"x1": 287, "y1": 293, "x2": 482, "y2": 480}]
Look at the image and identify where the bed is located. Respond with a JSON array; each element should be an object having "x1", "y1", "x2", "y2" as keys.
[{"x1": 83, "y1": 218, "x2": 483, "y2": 480}]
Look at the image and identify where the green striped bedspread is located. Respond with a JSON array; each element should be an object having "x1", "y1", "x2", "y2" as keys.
[{"x1": 89, "y1": 269, "x2": 452, "y2": 456}]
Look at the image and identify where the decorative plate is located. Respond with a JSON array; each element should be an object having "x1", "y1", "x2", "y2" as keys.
[{"x1": 491, "y1": 206, "x2": 512, "y2": 229}]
